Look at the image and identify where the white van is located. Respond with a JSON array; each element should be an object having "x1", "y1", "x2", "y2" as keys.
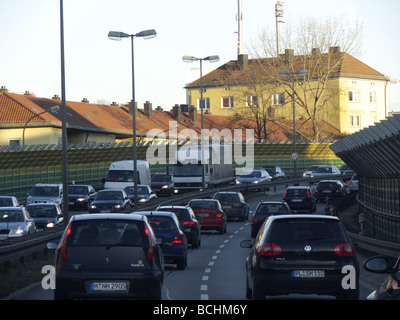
[{"x1": 103, "y1": 160, "x2": 151, "y2": 189}]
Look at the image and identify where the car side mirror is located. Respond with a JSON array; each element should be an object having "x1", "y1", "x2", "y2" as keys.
[
  {"x1": 47, "y1": 242, "x2": 58, "y2": 250},
  {"x1": 364, "y1": 256, "x2": 396, "y2": 274},
  {"x1": 240, "y1": 239, "x2": 253, "y2": 248}
]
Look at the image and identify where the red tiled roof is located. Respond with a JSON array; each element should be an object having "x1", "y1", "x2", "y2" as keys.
[{"x1": 0, "y1": 91, "x2": 344, "y2": 141}]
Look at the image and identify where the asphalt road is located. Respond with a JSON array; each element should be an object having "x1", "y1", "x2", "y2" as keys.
[{"x1": 15, "y1": 186, "x2": 389, "y2": 301}]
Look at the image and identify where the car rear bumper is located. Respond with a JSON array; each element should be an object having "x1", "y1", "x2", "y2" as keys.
[{"x1": 55, "y1": 270, "x2": 163, "y2": 300}]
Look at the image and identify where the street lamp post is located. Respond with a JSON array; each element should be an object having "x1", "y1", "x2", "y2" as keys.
[
  {"x1": 278, "y1": 69, "x2": 308, "y2": 177},
  {"x1": 183, "y1": 55, "x2": 219, "y2": 190},
  {"x1": 22, "y1": 105, "x2": 60, "y2": 145},
  {"x1": 108, "y1": 29, "x2": 156, "y2": 210}
]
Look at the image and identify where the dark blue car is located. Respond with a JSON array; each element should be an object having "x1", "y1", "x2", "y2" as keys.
[
  {"x1": 133, "y1": 211, "x2": 188, "y2": 270},
  {"x1": 283, "y1": 186, "x2": 316, "y2": 212},
  {"x1": 25, "y1": 203, "x2": 63, "y2": 229}
]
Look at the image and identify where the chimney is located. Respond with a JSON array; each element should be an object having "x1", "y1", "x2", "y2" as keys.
[
  {"x1": 144, "y1": 101, "x2": 153, "y2": 119},
  {"x1": 0, "y1": 86, "x2": 8, "y2": 93},
  {"x1": 81, "y1": 98, "x2": 89, "y2": 103},
  {"x1": 312, "y1": 48, "x2": 321, "y2": 55},
  {"x1": 329, "y1": 46, "x2": 341, "y2": 54},
  {"x1": 111, "y1": 102, "x2": 118, "y2": 106},
  {"x1": 24, "y1": 91, "x2": 34, "y2": 96},
  {"x1": 189, "y1": 105, "x2": 197, "y2": 122},
  {"x1": 52, "y1": 94, "x2": 61, "y2": 100},
  {"x1": 284, "y1": 49, "x2": 294, "y2": 65},
  {"x1": 172, "y1": 104, "x2": 182, "y2": 122},
  {"x1": 128, "y1": 101, "x2": 137, "y2": 116},
  {"x1": 238, "y1": 54, "x2": 248, "y2": 70}
]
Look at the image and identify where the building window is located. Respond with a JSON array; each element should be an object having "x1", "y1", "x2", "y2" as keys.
[
  {"x1": 197, "y1": 98, "x2": 210, "y2": 111},
  {"x1": 369, "y1": 91, "x2": 376, "y2": 111},
  {"x1": 8, "y1": 138, "x2": 21, "y2": 146},
  {"x1": 272, "y1": 93, "x2": 285, "y2": 105},
  {"x1": 247, "y1": 95, "x2": 258, "y2": 108},
  {"x1": 221, "y1": 96, "x2": 234, "y2": 108},
  {"x1": 348, "y1": 90, "x2": 359, "y2": 102},
  {"x1": 349, "y1": 115, "x2": 360, "y2": 127}
]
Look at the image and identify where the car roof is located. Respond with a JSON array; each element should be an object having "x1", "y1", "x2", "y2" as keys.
[
  {"x1": 26, "y1": 203, "x2": 58, "y2": 206},
  {"x1": 157, "y1": 205, "x2": 188, "y2": 209},
  {"x1": 98, "y1": 189, "x2": 123, "y2": 192},
  {"x1": 286, "y1": 185, "x2": 310, "y2": 189},
  {"x1": 318, "y1": 180, "x2": 342, "y2": 183},
  {"x1": 133, "y1": 211, "x2": 176, "y2": 218},
  {"x1": 189, "y1": 199, "x2": 218, "y2": 202},
  {"x1": 267, "y1": 214, "x2": 339, "y2": 222},
  {"x1": 213, "y1": 191, "x2": 240, "y2": 194},
  {"x1": 70, "y1": 213, "x2": 146, "y2": 222},
  {"x1": 259, "y1": 201, "x2": 286, "y2": 204}
]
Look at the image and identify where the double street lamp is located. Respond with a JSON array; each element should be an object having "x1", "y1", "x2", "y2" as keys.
[
  {"x1": 183, "y1": 55, "x2": 219, "y2": 190},
  {"x1": 278, "y1": 69, "x2": 308, "y2": 177},
  {"x1": 108, "y1": 29, "x2": 157, "y2": 210}
]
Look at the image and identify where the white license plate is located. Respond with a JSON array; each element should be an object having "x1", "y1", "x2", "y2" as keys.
[
  {"x1": 157, "y1": 238, "x2": 162, "y2": 244},
  {"x1": 323, "y1": 190, "x2": 332, "y2": 193},
  {"x1": 292, "y1": 199, "x2": 303, "y2": 202},
  {"x1": 197, "y1": 213, "x2": 209, "y2": 218},
  {"x1": 68, "y1": 201, "x2": 75, "y2": 205},
  {"x1": 90, "y1": 281, "x2": 128, "y2": 291},
  {"x1": 292, "y1": 270, "x2": 325, "y2": 278},
  {"x1": 223, "y1": 206, "x2": 232, "y2": 209}
]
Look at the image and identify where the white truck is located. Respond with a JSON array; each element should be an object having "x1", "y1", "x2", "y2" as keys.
[
  {"x1": 172, "y1": 144, "x2": 233, "y2": 192},
  {"x1": 103, "y1": 160, "x2": 151, "y2": 189}
]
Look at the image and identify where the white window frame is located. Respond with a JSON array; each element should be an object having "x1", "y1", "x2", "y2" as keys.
[
  {"x1": 197, "y1": 98, "x2": 210, "y2": 111},
  {"x1": 221, "y1": 96, "x2": 234, "y2": 109},
  {"x1": 8, "y1": 138, "x2": 21, "y2": 146},
  {"x1": 349, "y1": 114, "x2": 360, "y2": 127},
  {"x1": 369, "y1": 91, "x2": 376, "y2": 111},
  {"x1": 247, "y1": 95, "x2": 259, "y2": 108},
  {"x1": 272, "y1": 93, "x2": 285, "y2": 105},
  {"x1": 348, "y1": 90, "x2": 359, "y2": 102}
]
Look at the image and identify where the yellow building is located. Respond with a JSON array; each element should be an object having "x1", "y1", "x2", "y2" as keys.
[{"x1": 184, "y1": 48, "x2": 389, "y2": 136}]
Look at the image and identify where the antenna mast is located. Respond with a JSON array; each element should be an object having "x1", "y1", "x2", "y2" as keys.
[{"x1": 237, "y1": 0, "x2": 243, "y2": 56}]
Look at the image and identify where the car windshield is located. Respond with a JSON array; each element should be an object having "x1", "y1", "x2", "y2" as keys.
[
  {"x1": 68, "y1": 220, "x2": 146, "y2": 246},
  {"x1": 268, "y1": 219, "x2": 347, "y2": 242},
  {"x1": 152, "y1": 175, "x2": 172, "y2": 182},
  {"x1": 214, "y1": 194, "x2": 239, "y2": 203},
  {"x1": 189, "y1": 201, "x2": 218, "y2": 209},
  {"x1": 105, "y1": 170, "x2": 133, "y2": 182},
  {"x1": 0, "y1": 210, "x2": 24, "y2": 222},
  {"x1": 0, "y1": 198, "x2": 13, "y2": 206},
  {"x1": 27, "y1": 205, "x2": 57, "y2": 218},
  {"x1": 264, "y1": 168, "x2": 276, "y2": 174},
  {"x1": 173, "y1": 163, "x2": 202, "y2": 177},
  {"x1": 30, "y1": 186, "x2": 59, "y2": 197},
  {"x1": 96, "y1": 191, "x2": 123, "y2": 200},
  {"x1": 125, "y1": 186, "x2": 149, "y2": 195},
  {"x1": 316, "y1": 167, "x2": 332, "y2": 173},
  {"x1": 68, "y1": 186, "x2": 88, "y2": 194},
  {"x1": 239, "y1": 171, "x2": 261, "y2": 178},
  {"x1": 146, "y1": 216, "x2": 177, "y2": 231},
  {"x1": 318, "y1": 182, "x2": 338, "y2": 189}
]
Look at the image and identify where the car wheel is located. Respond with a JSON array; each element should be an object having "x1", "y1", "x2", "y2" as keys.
[
  {"x1": 177, "y1": 252, "x2": 187, "y2": 270},
  {"x1": 252, "y1": 281, "x2": 265, "y2": 300}
]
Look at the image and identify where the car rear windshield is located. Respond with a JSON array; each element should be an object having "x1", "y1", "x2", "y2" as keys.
[
  {"x1": 267, "y1": 218, "x2": 347, "y2": 242},
  {"x1": 256, "y1": 203, "x2": 289, "y2": 217},
  {"x1": 158, "y1": 208, "x2": 190, "y2": 221},
  {"x1": 317, "y1": 182, "x2": 339, "y2": 189},
  {"x1": 286, "y1": 189, "x2": 307, "y2": 196},
  {"x1": 146, "y1": 216, "x2": 178, "y2": 232},
  {"x1": 214, "y1": 194, "x2": 239, "y2": 203},
  {"x1": 68, "y1": 219, "x2": 146, "y2": 246},
  {"x1": 189, "y1": 201, "x2": 218, "y2": 209}
]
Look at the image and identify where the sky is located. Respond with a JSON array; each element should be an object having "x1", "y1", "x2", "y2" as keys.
[{"x1": 1, "y1": 0, "x2": 400, "y2": 112}]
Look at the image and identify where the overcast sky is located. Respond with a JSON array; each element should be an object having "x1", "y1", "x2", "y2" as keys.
[{"x1": 1, "y1": 0, "x2": 399, "y2": 111}]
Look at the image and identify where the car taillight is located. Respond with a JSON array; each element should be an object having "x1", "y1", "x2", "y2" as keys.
[
  {"x1": 252, "y1": 216, "x2": 258, "y2": 223},
  {"x1": 216, "y1": 210, "x2": 223, "y2": 218},
  {"x1": 349, "y1": 181, "x2": 353, "y2": 186},
  {"x1": 333, "y1": 243, "x2": 355, "y2": 257},
  {"x1": 258, "y1": 242, "x2": 282, "y2": 256},
  {"x1": 183, "y1": 221, "x2": 195, "y2": 226},
  {"x1": 173, "y1": 234, "x2": 183, "y2": 244},
  {"x1": 144, "y1": 224, "x2": 155, "y2": 260},
  {"x1": 60, "y1": 224, "x2": 72, "y2": 261}
]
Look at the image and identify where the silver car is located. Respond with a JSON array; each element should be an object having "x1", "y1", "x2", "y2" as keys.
[
  {"x1": 236, "y1": 169, "x2": 271, "y2": 185},
  {"x1": 310, "y1": 165, "x2": 341, "y2": 178},
  {"x1": 0, "y1": 207, "x2": 36, "y2": 238}
]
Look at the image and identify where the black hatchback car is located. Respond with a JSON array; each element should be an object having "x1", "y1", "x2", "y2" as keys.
[
  {"x1": 67, "y1": 184, "x2": 97, "y2": 211},
  {"x1": 212, "y1": 191, "x2": 249, "y2": 221},
  {"x1": 241, "y1": 215, "x2": 359, "y2": 300},
  {"x1": 156, "y1": 205, "x2": 201, "y2": 249},
  {"x1": 315, "y1": 180, "x2": 347, "y2": 202},
  {"x1": 283, "y1": 186, "x2": 316, "y2": 212},
  {"x1": 250, "y1": 201, "x2": 291, "y2": 237},
  {"x1": 47, "y1": 213, "x2": 164, "y2": 300}
]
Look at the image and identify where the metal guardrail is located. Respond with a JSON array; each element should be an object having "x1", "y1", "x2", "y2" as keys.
[{"x1": 1, "y1": 174, "x2": 398, "y2": 267}]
